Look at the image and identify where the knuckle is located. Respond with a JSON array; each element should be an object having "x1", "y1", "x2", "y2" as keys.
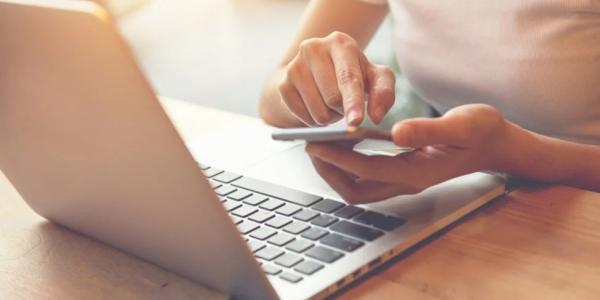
[
  {"x1": 451, "y1": 104, "x2": 504, "y2": 141},
  {"x1": 312, "y1": 110, "x2": 332, "y2": 125},
  {"x1": 338, "y1": 40, "x2": 359, "y2": 53},
  {"x1": 322, "y1": 89, "x2": 343, "y2": 107},
  {"x1": 277, "y1": 76, "x2": 294, "y2": 95},
  {"x1": 299, "y1": 38, "x2": 321, "y2": 53},
  {"x1": 286, "y1": 59, "x2": 305, "y2": 80},
  {"x1": 337, "y1": 68, "x2": 362, "y2": 86},
  {"x1": 328, "y1": 31, "x2": 350, "y2": 42},
  {"x1": 286, "y1": 59, "x2": 300, "y2": 73},
  {"x1": 328, "y1": 31, "x2": 359, "y2": 48},
  {"x1": 478, "y1": 104, "x2": 504, "y2": 123}
]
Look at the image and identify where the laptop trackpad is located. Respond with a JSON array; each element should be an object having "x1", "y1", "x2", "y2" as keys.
[{"x1": 243, "y1": 144, "x2": 341, "y2": 199}]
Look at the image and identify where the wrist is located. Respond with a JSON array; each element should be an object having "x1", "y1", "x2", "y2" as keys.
[
  {"x1": 496, "y1": 122, "x2": 600, "y2": 190},
  {"x1": 494, "y1": 120, "x2": 539, "y2": 176}
]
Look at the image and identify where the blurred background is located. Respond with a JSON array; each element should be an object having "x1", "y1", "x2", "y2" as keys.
[{"x1": 104, "y1": 0, "x2": 395, "y2": 117}]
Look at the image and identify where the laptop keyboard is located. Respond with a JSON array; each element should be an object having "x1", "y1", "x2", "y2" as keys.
[{"x1": 201, "y1": 164, "x2": 406, "y2": 284}]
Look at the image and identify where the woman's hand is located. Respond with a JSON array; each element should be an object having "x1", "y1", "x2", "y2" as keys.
[
  {"x1": 306, "y1": 104, "x2": 515, "y2": 203},
  {"x1": 278, "y1": 31, "x2": 396, "y2": 127}
]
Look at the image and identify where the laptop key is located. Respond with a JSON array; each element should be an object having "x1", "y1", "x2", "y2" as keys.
[
  {"x1": 330, "y1": 221, "x2": 383, "y2": 241},
  {"x1": 232, "y1": 205, "x2": 258, "y2": 218},
  {"x1": 321, "y1": 233, "x2": 364, "y2": 252},
  {"x1": 214, "y1": 185, "x2": 237, "y2": 196},
  {"x1": 353, "y1": 211, "x2": 386, "y2": 225},
  {"x1": 247, "y1": 239, "x2": 266, "y2": 253},
  {"x1": 250, "y1": 227, "x2": 277, "y2": 240},
  {"x1": 310, "y1": 215, "x2": 338, "y2": 227},
  {"x1": 311, "y1": 199, "x2": 346, "y2": 213},
  {"x1": 300, "y1": 227, "x2": 329, "y2": 241},
  {"x1": 294, "y1": 260, "x2": 324, "y2": 275},
  {"x1": 354, "y1": 211, "x2": 406, "y2": 231},
  {"x1": 259, "y1": 198, "x2": 285, "y2": 211},
  {"x1": 231, "y1": 177, "x2": 322, "y2": 207},
  {"x1": 199, "y1": 163, "x2": 211, "y2": 170},
  {"x1": 276, "y1": 204, "x2": 302, "y2": 216},
  {"x1": 237, "y1": 221, "x2": 259, "y2": 234},
  {"x1": 293, "y1": 209, "x2": 320, "y2": 222},
  {"x1": 222, "y1": 200, "x2": 241, "y2": 212},
  {"x1": 255, "y1": 246, "x2": 284, "y2": 261},
  {"x1": 203, "y1": 168, "x2": 224, "y2": 178},
  {"x1": 279, "y1": 272, "x2": 303, "y2": 283},
  {"x1": 285, "y1": 239, "x2": 314, "y2": 253},
  {"x1": 227, "y1": 189, "x2": 253, "y2": 201},
  {"x1": 261, "y1": 264, "x2": 282, "y2": 276},
  {"x1": 275, "y1": 253, "x2": 303, "y2": 268},
  {"x1": 213, "y1": 171, "x2": 242, "y2": 183},
  {"x1": 243, "y1": 194, "x2": 269, "y2": 206},
  {"x1": 305, "y1": 246, "x2": 344, "y2": 263},
  {"x1": 334, "y1": 206, "x2": 365, "y2": 219},
  {"x1": 268, "y1": 233, "x2": 295, "y2": 247},
  {"x1": 249, "y1": 211, "x2": 275, "y2": 223},
  {"x1": 283, "y1": 222, "x2": 310, "y2": 235},
  {"x1": 265, "y1": 215, "x2": 292, "y2": 229},
  {"x1": 373, "y1": 215, "x2": 406, "y2": 231}
]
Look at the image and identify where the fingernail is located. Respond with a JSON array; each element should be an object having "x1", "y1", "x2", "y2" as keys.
[
  {"x1": 346, "y1": 109, "x2": 362, "y2": 125},
  {"x1": 372, "y1": 107, "x2": 386, "y2": 124}
]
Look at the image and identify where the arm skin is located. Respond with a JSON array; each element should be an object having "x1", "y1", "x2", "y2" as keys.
[
  {"x1": 305, "y1": 104, "x2": 600, "y2": 203},
  {"x1": 259, "y1": 0, "x2": 389, "y2": 128},
  {"x1": 504, "y1": 123, "x2": 600, "y2": 191}
]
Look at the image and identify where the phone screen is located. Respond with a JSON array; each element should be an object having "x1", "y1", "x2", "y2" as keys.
[{"x1": 271, "y1": 126, "x2": 391, "y2": 142}]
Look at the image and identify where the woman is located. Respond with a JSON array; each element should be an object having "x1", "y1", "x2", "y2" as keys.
[{"x1": 260, "y1": 0, "x2": 600, "y2": 203}]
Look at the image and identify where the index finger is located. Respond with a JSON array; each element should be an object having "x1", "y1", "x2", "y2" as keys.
[{"x1": 330, "y1": 44, "x2": 366, "y2": 126}]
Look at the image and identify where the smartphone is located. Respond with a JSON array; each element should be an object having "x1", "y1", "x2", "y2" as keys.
[{"x1": 271, "y1": 126, "x2": 391, "y2": 142}]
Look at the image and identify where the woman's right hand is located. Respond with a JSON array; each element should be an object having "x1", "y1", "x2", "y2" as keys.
[{"x1": 278, "y1": 31, "x2": 396, "y2": 127}]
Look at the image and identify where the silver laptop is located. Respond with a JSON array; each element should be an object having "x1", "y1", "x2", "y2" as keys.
[{"x1": 0, "y1": 1, "x2": 505, "y2": 299}]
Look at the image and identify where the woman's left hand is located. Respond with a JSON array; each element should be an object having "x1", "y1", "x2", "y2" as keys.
[{"x1": 306, "y1": 104, "x2": 517, "y2": 203}]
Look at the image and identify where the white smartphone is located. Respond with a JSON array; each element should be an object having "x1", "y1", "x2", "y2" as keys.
[{"x1": 271, "y1": 126, "x2": 391, "y2": 142}]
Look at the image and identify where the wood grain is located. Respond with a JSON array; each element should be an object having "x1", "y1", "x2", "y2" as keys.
[
  {"x1": 338, "y1": 185, "x2": 600, "y2": 300},
  {"x1": 0, "y1": 217, "x2": 225, "y2": 300},
  {"x1": 1, "y1": 99, "x2": 599, "y2": 299}
]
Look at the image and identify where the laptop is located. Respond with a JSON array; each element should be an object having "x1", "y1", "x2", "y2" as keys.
[{"x1": 0, "y1": 1, "x2": 505, "y2": 299}]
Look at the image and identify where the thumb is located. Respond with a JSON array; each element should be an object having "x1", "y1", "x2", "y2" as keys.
[{"x1": 391, "y1": 115, "x2": 471, "y2": 148}]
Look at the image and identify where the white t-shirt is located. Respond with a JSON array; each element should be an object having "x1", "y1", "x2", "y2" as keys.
[{"x1": 360, "y1": 0, "x2": 600, "y2": 144}]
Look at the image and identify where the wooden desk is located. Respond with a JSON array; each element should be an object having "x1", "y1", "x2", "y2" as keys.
[{"x1": 2, "y1": 98, "x2": 599, "y2": 299}]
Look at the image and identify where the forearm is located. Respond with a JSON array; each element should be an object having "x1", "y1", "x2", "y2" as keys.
[{"x1": 503, "y1": 122, "x2": 600, "y2": 191}]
